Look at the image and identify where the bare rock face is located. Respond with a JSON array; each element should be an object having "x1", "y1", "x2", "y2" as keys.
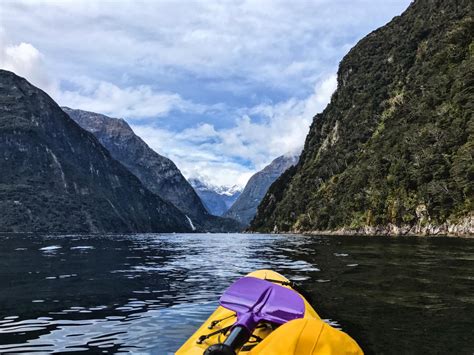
[
  {"x1": 63, "y1": 108, "x2": 243, "y2": 232},
  {"x1": 0, "y1": 70, "x2": 192, "y2": 233},
  {"x1": 224, "y1": 154, "x2": 299, "y2": 226},
  {"x1": 63, "y1": 108, "x2": 206, "y2": 218}
]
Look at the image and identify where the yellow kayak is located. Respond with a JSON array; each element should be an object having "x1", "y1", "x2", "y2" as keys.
[{"x1": 177, "y1": 269, "x2": 363, "y2": 354}]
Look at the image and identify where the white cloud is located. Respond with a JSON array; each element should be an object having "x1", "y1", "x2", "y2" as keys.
[
  {"x1": 0, "y1": 39, "x2": 56, "y2": 93},
  {"x1": 56, "y1": 77, "x2": 205, "y2": 119},
  {"x1": 132, "y1": 74, "x2": 337, "y2": 187},
  {"x1": 1, "y1": 0, "x2": 410, "y2": 94},
  {"x1": 0, "y1": 36, "x2": 207, "y2": 120},
  {"x1": 132, "y1": 124, "x2": 256, "y2": 187}
]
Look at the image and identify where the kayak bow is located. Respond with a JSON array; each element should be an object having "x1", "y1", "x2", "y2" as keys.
[{"x1": 176, "y1": 270, "x2": 363, "y2": 355}]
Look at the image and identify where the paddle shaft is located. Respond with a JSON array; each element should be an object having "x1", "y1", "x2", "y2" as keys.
[
  {"x1": 224, "y1": 326, "x2": 250, "y2": 350},
  {"x1": 204, "y1": 326, "x2": 251, "y2": 355}
]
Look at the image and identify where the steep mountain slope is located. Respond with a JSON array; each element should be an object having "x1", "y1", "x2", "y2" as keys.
[
  {"x1": 189, "y1": 178, "x2": 242, "y2": 216},
  {"x1": 224, "y1": 154, "x2": 298, "y2": 226},
  {"x1": 0, "y1": 70, "x2": 192, "y2": 233},
  {"x1": 63, "y1": 108, "x2": 243, "y2": 232},
  {"x1": 251, "y1": 0, "x2": 473, "y2": 236},
  {"x1": 63, "y1": 108, "x2": 207, "y2": 217}
]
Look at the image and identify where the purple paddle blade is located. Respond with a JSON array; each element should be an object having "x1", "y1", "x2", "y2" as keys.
[{"x1": 219, "y1": 276, "x2": 305, "y2": 331}]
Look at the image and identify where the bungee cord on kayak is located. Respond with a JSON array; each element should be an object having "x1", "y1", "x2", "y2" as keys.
[{"x1": 208, "y1": 314, "x2": 237, "y2": 329}]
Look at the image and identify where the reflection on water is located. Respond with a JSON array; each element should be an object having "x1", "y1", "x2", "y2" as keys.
[{"x1": 0, "y1": 233, "x2": 472, "y2": 354}]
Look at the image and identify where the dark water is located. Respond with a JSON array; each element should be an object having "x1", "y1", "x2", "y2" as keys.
[{"x1": 0, "y1": 233, "x2": 472, "y2": 354}]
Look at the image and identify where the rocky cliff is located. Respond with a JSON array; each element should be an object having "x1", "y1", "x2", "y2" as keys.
[
  {"x1": 63, "y1": 108, "x2": 242, "y2": 232},
  {"x1": 0, "y1": 70, "x2": 192, "y2": 233},
  {"x1": 224, "y1": 154, "x2": 298, "y2": 226},
  {"x1": 250, "y1": 0, "x2": 473, "y2": 236}
]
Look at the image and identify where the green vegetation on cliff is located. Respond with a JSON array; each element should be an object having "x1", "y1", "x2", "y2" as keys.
[{"x1": 251, "y1": 0, "x2": 473, "y2": 235}]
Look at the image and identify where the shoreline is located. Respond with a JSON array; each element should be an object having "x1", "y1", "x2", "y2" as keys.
[
  {"x1": 301, "y1": 229, "x2": 474, "y2": 238},
  {"x1": 0, "y1": 229, "x2": 472, "y2": 238},
  {"x1": 248, "y1": 215, "x2": 474, "y2": 238},
  {"x1": 246, "y1": 230, "x2": 474, "y2": 238}
]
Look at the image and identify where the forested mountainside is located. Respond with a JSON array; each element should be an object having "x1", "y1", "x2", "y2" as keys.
[
  {"x1": 0, "y1": 70, "x2": 192, "y2": 233},
  {"x1": 251, "y1": 0, "x2": 473, "y2": 236},
  {"x1": 224, "y1": 154, "x2": 298, "y2": 226}
]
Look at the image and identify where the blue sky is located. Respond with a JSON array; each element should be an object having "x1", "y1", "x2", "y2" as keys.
[{"x1": 1, "y1": 0, "x2": 411, "y2": 186}]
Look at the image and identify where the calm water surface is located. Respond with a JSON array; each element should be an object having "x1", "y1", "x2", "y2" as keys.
[{"x1": 0, "y1": 233, "x2": 472, "y2": 354}]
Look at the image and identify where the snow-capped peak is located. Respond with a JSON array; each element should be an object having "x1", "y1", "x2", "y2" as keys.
[{"x1": 189, "y1": 178, "x2": 242, "y2": 196}]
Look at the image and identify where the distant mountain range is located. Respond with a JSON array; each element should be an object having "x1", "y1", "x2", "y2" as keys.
[
  {"x1": 63, "y1": 108, "x2": 242, "y2": 232},
  {"x1": 224, "y1": 154, "x2": 298, "y2": 226},
  {"x1": 189, "y1": 178, "x2": 242, "y2": 216},
  {"x1": 0, "y1": 70, "x2": 191, "y2": 233}
]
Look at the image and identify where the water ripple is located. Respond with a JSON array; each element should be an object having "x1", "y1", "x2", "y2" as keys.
[{"x1": 0, "y1": 233, "x2": 472, "y2": 354}]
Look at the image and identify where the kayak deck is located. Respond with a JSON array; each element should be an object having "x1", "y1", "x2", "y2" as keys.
[{"x1": 176, "y1": 269, "x2": 320, "y2": 354}]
